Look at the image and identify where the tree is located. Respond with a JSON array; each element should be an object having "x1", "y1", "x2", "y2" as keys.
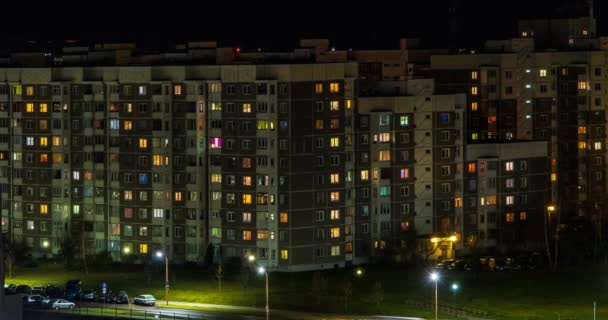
[
  {"x1": 341, "y1": 277, "x2": 353, "y2": 313},
  {"x1": 215, "y1": 264, "x2": 224, "y2": 292},
  {"x1": 60, "y1": 238, "x2": 77, "y2": 270},
  {"x1": 240, "y1": 266, "x2": 250, "y2": 296},
  {"x1": 311, "y1": 271, "x2": 328, "y2": 305},
  {"x1": 370, "y1": 281, "x2": 384, "y2": 312}
]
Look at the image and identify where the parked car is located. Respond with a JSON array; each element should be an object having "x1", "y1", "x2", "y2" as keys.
[
  {"x1": 25, "y1": 295, "x2": 44, "y2": 307},
  {"x1": 64, "y1": 280, "x2": 82, "y2": 300},
  {"x1": 50, "y1": 299, "x2": 75, "y2": 310},
  {"x1": 133, "y1": 295, "x2": 156, "y2": 306},
  {"x1": 448, "y1": 259, "x2": 471, "y2": 271},
  {"x1": 96, "y1": 291, "x2": 116, "y2": 303},
  {"x1": 16, "y1": 285, "x2": 31, "y2": 295},
  {"x1": 81, "y1": 289, "x2": 97, "y2": 302},
  {"x1": 435, "y1": 259, "x2": 455, "y2": 270},
  {"x1": 116, "y1": 291, "x2": 129, "y2": 304},
  {"x1": 44, "y1": 285, "x2": 61, "y2": 298},
  {"x1": 4, "y1": 284, "x2": 17, "y2": 294},
  {"x1": 31, "y1": 286, "x2": 44, "y2": 296}
]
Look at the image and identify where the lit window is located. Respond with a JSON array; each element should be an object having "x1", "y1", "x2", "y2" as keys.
[
  {"x1": 471, "y1": 133, "x2": 478, "y2": 140},
  {"x1": 400, "y1": 168, "x2": 409, "y2": 179},
  {"x1": 330, "y1": 137, "x2": 340, "y2": 147},
  {"x1": 280, "y1": 212, "x2": 288, "y2": 223},
  {"x1": 139, "y1": 244, "x2": 148, "y2": 254},
  {"x1": 52, "y1": 136, "x2": 61, "y2": 146},
  {"x1": 379, "y1": 150, "x2": 391, "y2": 161},
  {"x1": 468, "y1": 163, "x2": 476, "y2": 173},
  {"x1": 330, "y1": 101, "x2": 339, "y2": 111},
  {"x1": 242, "y1": 176, "x2": 251, "y2": 186},
  {"x1": 243, "y1": 231, "x2": 252, "y2": 240},
  {"x1": 578, "y1": 126, "x2": 587, "y2": 134},
  {"x1": 73, "y1": 171, "x2": 80, "y2": 180},
  {"x1": 471, "y1": 86, "x2": 478, "y2": 95},
  {"x1": 280, "y1": 250, "x2": 289, "y2": 260},
  {"x1": 315, "y1": 83, "x2": 323, "y2": 94},
  {"x1": 539, "y1": 69, "x2": 547, "y2": 77},
  {"x1": 345, "y1": 99, "x2": 352, "y2": 109},
  {"x1": 138, "y1": 86, "x2": 146, "y2": 95},
  {"x1": 330, "y1": 227, "x2": 340, "y2": 238},
  {"x1": 331, "y1": 246, "x2": 340, "y2": 256},
  {"x1": 400, "y1": 115, "x2": 409, "y2": 126},
  {"x1": 210, "y1": 137, "x2": 222, "y2": 149},
  {"x1": 594, "y1": 142, "x2": 602, "y2": 150},
  {"x1": 26, "y1": 86, "x2": 34, "y2": 96},
  {"x1": 210, "y1": 103, "x2": 222, "y2": 111},
  {"x1": 27, "y1": 220, "x2": 35, "y2": 230},
  {"x1": 73, "y1": 205, "x2": 80, "y2": 215},
  {"x1": 174, "y1": 192, "x2": 183, "y2": 201},
  {"x1": 26, "y1": 103, "x2": 34, "y2": 113},
  {"x1": 578, "y1": 81, "x2": 588, "y2": 90},
  {"x1": 39, "y1": 137, "x2": 48, "y2": 146},
  {"x1": 124, "y1": 120, "x2": 133, "y2": 130},
  {"x1": 174, "y1": 85, "x2": 182, "y2": 95},
  {"x1": 25, "y1": 136, "x2": 34, "y2": 146},
  {"x1": 243, "y1": 194, "x2": 252, "y2": 204},
  {"x1": 520, "y1": 211, "x2": 527, "y2": 221},
  {"x1": 471, "y1": 71, "x2": 478, "y2": 80},
  {"x1": 125, "y1": 103, "x2": 133, "y2": 113},
  {"x1": 14, "y1": 85, "x2": 22, "y2": 95},
  {"x1": 360, "y1": 170, "x2": 369, "y2": 181},
  {"x1": 471, "y1": 102, "x2": 478, "y2": 111},
  {"x1": 53, "y1": 153, "x2": 62, "y2": 163},
  {"x1": 506, "y1": 196, "x2": 514, "y2": 205},
  {"x1": 330, "y1": 192, "x2": 340, "y2": 202},
  {"x1": 257, "y1": 120, "x2": 274, "y2": 130},
  {"x1": 582, "y1": 29, "x2": 588, "y2": 36},
  {"x1": 152, "y1": 155, "x2": 162, "y2": 166},
  {"x1": 330, "y1": 173, "x2": 340, "y2": 184},
  {"x1": 242, "y1": 103, "x2": 251, "y2": 113},
  {"x1": 329, "y1": 82, "x2": 339, "y2": 93},
  {"x1": 505, "y1": 161, "x2": 514, "y2": 172},
  {"x1": 139, "y1": 138, "x2": 148, "y2": 149},
  {"x1": 379, "y1": 186, "x2": 391, "y2": 196},
  {"x1": 454, "y1": 197, "x2": 462, "y2": 208},
  {"x1": 579, "y1": 141, "x2": 587, "y2": 149},
  {"x1": 487, "y1": 196, "x2": 496, "y2": 205},
  {"x1": 40, "y1": 204, "x2": 48, "y2": 215},
  {"x1": 40, "y1": 103, "x2": 48, "y2": 113},
  {"x1": 551, "y1": 173, "x2": 557, "y2": 182},
  {"x1": 315, "y1": 120, "x2": 324, "y2": 130},
  {"x1": 39, "y1": 153, "x2": 48, "y2": 163},
  {"x1": 506, "y1": 212, "x2": 515, "y2": 222}
]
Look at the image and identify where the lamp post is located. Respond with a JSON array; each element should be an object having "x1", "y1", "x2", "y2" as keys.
[
  {"x1": 355, "y1": 268, "x2": 364, "y2": 277},
  {"x1": 156, "y1": 251, "x2": 169, "y2": 306},
  {"x1": 546, "y1": 205, "x2": 556, "y2": 271},
  {"x1": 451, "y1": 283, "x2": 458, "y2": 305},
  {"x1": 258, "y1": 266, "x2": 269, "y2": 320},
  {"x1": 430, "y1": 272, "x2": 439, "y2": 320}
]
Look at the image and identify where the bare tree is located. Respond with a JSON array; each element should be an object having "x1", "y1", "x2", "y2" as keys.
[
  {"x1": 215, "y1": 264, "x2": 224, "y2": 292},
  {"x1": 341, "y1": 278, "x2": 353, "y2": 313}
]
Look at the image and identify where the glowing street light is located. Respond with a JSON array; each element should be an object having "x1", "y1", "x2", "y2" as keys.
[
  {"x1": 430, "y1": 272, "x2": 439, "y2": 320},
  {"x1": 123, "y1": 246, "x2": 130, "y2": 254},
  {"x1": 451, "y1": 283, "x2": 459, "y2": 305},
  {"x1": 355, "y1": 268, "x2": 364, "y2": 277},
  {"x1": 257, "y1": 266, "x2": 269, "y2": 320},
  {"x1": 42, "y1": 240, "x2": 49, "y2": 248},
  {"x1": 248, "y1": 254, "x2": 256, "y2": 262},
  {"x1": 155, "y1": 250, "x2": 169, "y2": 306}
]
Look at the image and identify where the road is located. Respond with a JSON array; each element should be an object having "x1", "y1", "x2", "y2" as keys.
[{"x1": 25, "y1": 301, "x2": 424, "y2": 320}]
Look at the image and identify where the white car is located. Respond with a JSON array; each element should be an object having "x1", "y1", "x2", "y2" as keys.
[
  {"x1": 51, "y1": 299, "x2": 75, "y2": 310},
  {"x1": 133, "y1": 295, "x2": 156, "y2": 306}
]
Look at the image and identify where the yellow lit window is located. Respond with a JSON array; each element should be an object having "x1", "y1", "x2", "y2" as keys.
[
  {"x1": 242, "y1": 103, "x2": 251, "y2": 113},
  {"x1": 39, "y1": 103, "x2": 48, "y2": 113},
  {"x1": 330, "y1": 209, "x2": 340, "y2": 220},
  {"x1": 14, "y1": 85, "x2": 22, "y2": 95},
  {"x1": 471, "y1": 102, "x2": 478, "y2": 111},
  {"x1": 39, "y1": 120, "x2": 48, "y2": 130},
  {"x1": 210, "y1": 103, "x2": 222, "y2": 111},
  {"x1": 471, "y1": 71, "x2": 478, "y2": 80},
  {"x1": 471, "y1": 86, "x2": 478, "y2": 95},
  {"x1": 488, "y1": 115, "x2": 496, "y2": 124},
  {"x1": 579, "y1": 141, "x2": 587, "y2": 149},
  {"x1": 379, "y1": 150, "x2": 391, "y2": 161},
  {"x1": 281, "y1": 250, "x2": 289, "y2": 260},
  {"x1": 153, "y1": 155, "x2": 162, "y2": 166},
  {"x1": 210, "y1": 174, "x2": 222, "y2": 183},
  {"x1": 174, "y1": 85, "x2": 182, "y2": 95},
  {"x1": 280, "y1": 212, "x2": 288, "y2": 223},
  {"x1": 487, "y1": 196, "x2": 497, "y2": 205},
  {"x1": 329, "y1": 82, "x2": 339, "y2": 93},
  {"x1": 330, "y1": 192, "x2": 340, "y2": 202},
  {"x1": 472, "y1": 133, "x2": 479, "y2": 140},
  {"x1": 345, "y1": 99, "x2": 352, "y2": 109},
  {"x1": 330, "y1": 137, "x2": 340, "y2": 147},
  {"x1": 84, "y1": 171, "x2": 93, "y2": 180},
  {"x1": 243, "y1": 194, "x2": 252, "y2": 204},
  {"x1": 124, "y1": 120, "x2": 133, "y2": 130},
  {"x1": 330, "y1": 173, "x2": 340, "y2": 184},
  {"x1": 315, "y1": 120, "x2": 324, "y2": 130},
  {"x1": 257, "y1": 120, "x2": 274, "y2": 130},
  {"x1": 330, "y1": 227, "x2": 340, "y2": 238},
  {"x1": 594, "y1": 142, "x2": 602, "y2": 150},
  {"x1": 53, "y1": 153, "x2": 62, "y2": 163},
  {"x1": 468, "y1": 163, "x2": 476, "y2": 173},
  {"x1": 315, "y1": 83, "x2": 323, "y2": 93},
  {"x1": 40, "y1": 204, "x2": 48, "y2": 215},
  {"x1": 330, "y1": 101, "x2": 339, "y2": 111},
  {"x1": 520, "y1": 211, "x2": 527, "y2": 221},
  {"x1": 242, "y1": 176, "x2": 251, "y2": 186},
  {"x1": 25, "y1": 86, "x2": 34, "y2": 96},
  {"x1": 506, "y1": 212, "x2": 515, "y2": 222},
  {"x1": 39, "y1": 153, "x2": 48, "y2": 163},
  {"x1": 582, "y1": 29, "x2": 588, "y2": 36},
  {"x1": 139, "y1": 243, "x2": 148, "y2": 254},
  {"x1": 578, "y1": 126, "x2": 587, "y2": 134},
  {"x1": 578, "y1": 81, "x2": 588, "y2": 90},
  {"x1": 139, "y1": 138, "x2": 148, "y2": 149},
  {"x1": 39, "y1": 137, "x2": 48, "y2": 146},
  {"x1": 551, "y1": 173, "x2": 557, "y2": 182},
  {"x1": 126, "y1": 103, "x2": 133, "y2": 113},
  {"x1": 243, "y1": 231, "x2": 252, "y2": 240},
  {"x1": 539, "y1": 69, "x2": 547, "y2": 77},
  {"x1": 26, "y1": 103, "x2": 34, "y2": 113},
  {"x1": 174, "y1": 192, "x2": 183, "y2": 201},
  {"x1": 52, "y1": 136, "x2": 61, "y2": 146},
  {"x1": 480, "y1": 197, "x2": 486, "y2": 206},
  {"x1": 360, "y1": 170, "x2": 369, "y2": 181},
  {"x1": 454, "y1": 197, "x2": 462, "y2": 208}
]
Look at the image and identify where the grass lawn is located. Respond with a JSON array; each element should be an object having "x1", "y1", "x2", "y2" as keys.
[{"x1": 8, "y1": 262, "x2": 608, "y2": 320}]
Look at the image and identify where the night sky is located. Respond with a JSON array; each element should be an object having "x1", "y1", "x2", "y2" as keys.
[{"x1": 1, "y1": 0, "x2": 606, "y2": 52}]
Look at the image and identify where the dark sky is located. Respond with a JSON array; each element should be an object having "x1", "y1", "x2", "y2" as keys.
[{"x1": 1, "y1": 0, "x2": 606, "y2": 51}]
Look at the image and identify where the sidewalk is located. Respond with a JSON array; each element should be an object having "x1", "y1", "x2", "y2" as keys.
[{"x1": 164, "y1": 300, "x2": 425, "y2": 320}]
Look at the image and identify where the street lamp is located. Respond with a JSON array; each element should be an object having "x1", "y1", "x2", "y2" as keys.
[
  {"x1": 156, "y1": 251, "x2": 169, "y2": 306},
  {"x1": 355, "y1": 268, "x2": 364, "y2": 277},
  {"x1": 247, "y1": 254, "x2": 256, "y2": 263},
  {"x1": 258, "y1": 266, "x2": 269, "y2": 320},
  {"x1": 451, "y1": 283, "x2": 459, "y2": 305},
  {"x1": 430, "y1": 272, "x2": 439, "y2": 320}
]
